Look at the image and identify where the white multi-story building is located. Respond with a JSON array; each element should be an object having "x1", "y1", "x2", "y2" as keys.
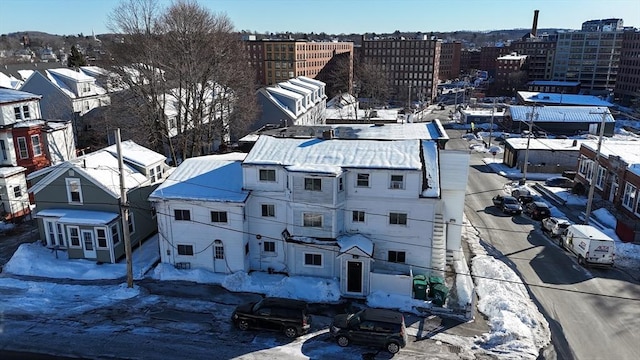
[{"x1": 150, "y1": 123, "x2": 469, "y2": 297}]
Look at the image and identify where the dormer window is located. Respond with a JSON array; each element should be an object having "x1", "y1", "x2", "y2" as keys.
[
  {"x1": 82, "y1": 82, "x2": 91, "y2": 93},
  {"x1": 66, "y1": 178, "x2": 83, "y2": 204}
]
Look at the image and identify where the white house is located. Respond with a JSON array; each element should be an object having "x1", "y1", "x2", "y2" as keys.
[
  {"x1": 149, "y1": 153, "x2": 249, "y2": 273},
  {"x1": 150, "y1": 123, "x2": 469, "y2": 298},
  {"x1": 0, "y1": 166, "x2": 30, "y2": 222}
]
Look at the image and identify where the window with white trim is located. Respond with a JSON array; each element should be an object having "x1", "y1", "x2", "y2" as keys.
[
  {"x1": 261, "y1": 204, "x2": 275, "y2": 217},
  {"x1": 263, "y1": 241, "x2": 276, "y2": 253},
  {"x1": 390, "y1": 174, "x2": 404, "y2": 189},
  {"x1": 174, "y1": 209, "x2": 191, "y2": 221},
  {"x1": 66, "y1": 178, "x2": 83, "y2": 204},
  {"x1": 595, "y1": 166, "x2": 606, "y2": 190},
  {"x1": 96, "y1": 228, "x2": 108, "y2": 248},
  {"x1": 1, "y1": 139, "x2": 8, "y2": 160},
  {"x1": 68, "y1": 227, "x2": 81, "y2": 247},
  {"x1": 622, "y1": 183, "x2": 637, "y2": 211},
  {"x1": 338, "y1": 177, "x2": 344, "y2": 192},
  {"x1": 111, "y1": 224, "x2": 121, "y2": 245},
  {"x1": 303, "y1": 213, "x2": 322, "y2": 227},
  {"x1": 389, "y1": 212, "x2": 407, "y2": 225},
  {"x1": 304, "y1": 253, "x2": 322, "y2": 266},
  {"x1": 388, "y1": 250, "x2": 406, "y2": 263},
  {"x1": 578, "y1": 156, "x2": 590, "y2": 177},
  {"x1": 177, "y1": 244, "x2": 194, "y2": 256},
  {"x1": 259, "y1": 169, "x2": 276, "y2": 182},
  {"x1": 127, "y1": 212, "x2": 135, "y2": 235},
  {"x1": 304, "y1": 177, "x2": 322, "y2": 191},
  {"x1": 352, "y1": 210, "x2": 365, "y2": 223},
  {"x1": 17, "y1": 137, "x2": 28, "y2": 159},
  {"x1": 356, "y1": 173, "x2": 370, "y2": 187},
  {"x1": 31, "y1": 135, "x2": 42, "y2": 156},
  {"x1": 210, "y1": 211, "x2": 228, "y2": 223}
]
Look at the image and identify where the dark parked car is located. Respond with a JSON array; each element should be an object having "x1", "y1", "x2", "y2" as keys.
[
  {"x1": 231, "y1": 297, "x2": 310, "y2": 338},
  {"x1": 492, "y1": 195, "x2": 523, "y2": 215},
  {"x1": 330, "y1": 308, "x2": 408, "y2": 354},
  {"x1": 524, "y1": 201, "x2": 551, "y2": 220},
  {"x1": 544, "y1": 176, "x2": 574, "y2": 188}
]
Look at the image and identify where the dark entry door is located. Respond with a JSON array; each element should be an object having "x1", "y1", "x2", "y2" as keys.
[{"x1": 347, "y1": 261, "x2": 362, "y2": 293}]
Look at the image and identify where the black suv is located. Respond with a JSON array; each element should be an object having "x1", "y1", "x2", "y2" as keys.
[
  {"x1": 330, "y1": 308, "x2": 408, "y2": 354},
  {"x1": 524, "y1": 201, "x2": 551, "y2": 220},
  {"x1": 231, "y1": 297, "x2": 310, "y2": 338}
]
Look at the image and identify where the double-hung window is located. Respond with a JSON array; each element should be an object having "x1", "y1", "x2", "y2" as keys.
[
  {"x1": 31, "y1": 135, "x2": 42, "y2": 156},
  {"x1": 304, "y1": 178, "x2": 322, "y2": 191},
  {"x1": 174, "y1": 209, "x2": 191, "y2": 221},
  {"x1": 389, "y1": 212, "x2": 407, "y2": 225},
  {"x1": 356, "y1": 173, "x2": 370, "y2": 187},
  {"x1": 259, "y1": 169, "x2": 276, "y2": 182},
  {"x1": 17, "y1": 137, "x2": 28, "y2": 159},
  {"x1": 261, "y1": 204, "x2": 275, "y2": 217},
  {"x1": 303, "y1": 213, "x2": 322, "y2": 227},
  {"x1": 211, "y1": 211, "x2": 228, "y2": 223},
  {"x1": 390, "y1": 175, "x2": 404, "y2": 189},
  {"x1": 66, "y1": 178, "x2": 83, "y2": 204}
]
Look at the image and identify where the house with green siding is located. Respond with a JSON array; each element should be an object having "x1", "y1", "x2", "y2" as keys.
[{"x1": 27, "y1": 141, "x2": 169, "y2": 263}]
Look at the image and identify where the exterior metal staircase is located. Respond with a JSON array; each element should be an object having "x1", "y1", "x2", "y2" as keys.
[{"x1": 430, "y1": 213, "x2": 446, "y2": 278}]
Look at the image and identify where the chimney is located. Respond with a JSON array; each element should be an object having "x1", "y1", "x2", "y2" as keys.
[{"x1": 531, "y1": 10, "x2": 540, "y2": 37}]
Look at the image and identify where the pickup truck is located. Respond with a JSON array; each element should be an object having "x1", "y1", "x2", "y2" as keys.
[{"x1": 541, "y1": 217, "x2": 571, "y2": 238}]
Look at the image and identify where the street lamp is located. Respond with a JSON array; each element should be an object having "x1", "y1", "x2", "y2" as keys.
[{"x1": 521, "y1": 104, "x2": 541, "y2": 185}]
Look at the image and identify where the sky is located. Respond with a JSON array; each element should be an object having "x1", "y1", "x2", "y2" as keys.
[{"x1": 0, "y1": 0, "x2": 638, "y2": 36}]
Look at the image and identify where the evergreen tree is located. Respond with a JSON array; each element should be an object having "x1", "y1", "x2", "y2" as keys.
[{"x1": 67, "y1": 45, "x2": 87, "y2": 68}]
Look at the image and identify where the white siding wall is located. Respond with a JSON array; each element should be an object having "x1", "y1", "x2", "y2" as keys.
[
  {"x1": 439, "y1": 150, "x2": 471, "y2": 260},
  {"x1": 345, "y1": 169, "x2": 421, "y2": 199},
  {"x1": 0, "y1": 100, "x2": 41, "y2": 126},
  {"x1": 46, "y1": 123, "x2": 76, "y2": 164},
  {"x1": 0, "y1": 133, "x2": 17, "y2": 166},
  {"x1": 243, "y1": 165, "x2": 287, "y2": 192},
  {"x1": 246, "y1": 196, "x2": 290, "y2": 272},
  {"x1": 288, "y1": 243, "x2": 336, "y2": 278},
  {"x1": 0, "y1": 171, "x2": 29, "y2": 217},
  {"x1": 155, "y1": 199, "x2": 248, "y2": 273}
]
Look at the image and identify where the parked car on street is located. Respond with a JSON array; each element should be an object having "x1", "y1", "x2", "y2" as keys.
[
  {"x1": 542, "y1": 217, "x2": 571, "y2": 238},
  {"x1": 492, "y1": 195, "x2": 523, "y2": 215},
  {"x1": 524, "y1": 201, "x2": 551, "y2": 220},
  {"x1": 330, "y1": 308, "x2": 408, "y2": 354},
  {"x1": 545, "y1": 176, "x2": 574, "y2": 188},
  {"x1": 231, "y1": 297, "x2": 311, "y2": 338}
]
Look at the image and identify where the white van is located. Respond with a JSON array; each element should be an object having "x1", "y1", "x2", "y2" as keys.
[{"x1": 561, "y1": 225, "x2": 615, "y2": 267}]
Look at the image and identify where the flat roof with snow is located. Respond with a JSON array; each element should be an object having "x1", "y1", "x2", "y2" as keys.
[
  {"x1": 506, "y1": 138, "x2": 594, "y2": 151},
  {"x1": 508, "y1": 106, "x2": 615, "y2": 123},
  {"x1": 150, "y1": 152, "x2": 248, "y2": 202},
  {"x1": 517, "y1": 91, "x2": 613, "y2": 107},
  {"x1": 582, "y1": 140, "x2": 640, "y2": 176},
  {"x1": 244, "y1": 136, "x2": 422, "y2": 170}
]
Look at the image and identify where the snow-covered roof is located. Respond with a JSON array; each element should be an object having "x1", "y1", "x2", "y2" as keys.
[
  {"x1": 506, "y1": 138, "x2": 594, "y2": 151},
  {"x1": 297, "y1": 76, "x2": 325, "y2": 88},
  {"x1": 48, "y1": 68, "x2": 94, "y2": 82},
  {"x1": 337, "y1": 234, "x2": 373, "y2": 257},
  {"x1": 103, "y1": 140, "x2": 166, "y2": 168},
  {"x1": 508, "y1": 106, "x2": 615, "y2": 123},
  {"x1": 497, "y1": 54, "x2": 527, "y2": 61},
  {"x1": 13, "y1": 119, "x2": 45, "y2": 128},
  {"x1": 421, "y1": 141, "x2": 440, "y2": 197},
  {"x1": 285, "y1": 164, "x2": 343, "y2": 175},
  {"x1": 150, "y1": 152, "x2": 248, "y2": 202},
  {"x1": 517, "y1": 91, "x2": 613, "y2": 107},
  {"x1": 527, "y1": 81, "x2": 580, "y2": 87},
  {"x1": 582, "y1": 140, "x2": 640, "y2": 175},
  {"x1": 279, "y1": 82, "x2": 312, "y2": 96},
  {"x1": 35, "y1": 208, "x2": 119, "y2": 225},
  {"x1": 266, "y1": 86, "x2": 304, "y2": 101},
  {"x1": 0, "y1": 72, "x2": 24, "y2": 90},
  {"x1": 0, "y1": 166, "x2": 26, "y2": 178},
  {"x1": 461, "y1": 108, "x2": 506, "y2": 116},
  {"x1": 29, "y1": 144, "x2": 153, "y2": 198},
  {"x1": 0, "y1": 88, "x2": 41, "y2": 104},
  {"x1": 243, "y1": 136, "x2": 422, "y2": 170}
]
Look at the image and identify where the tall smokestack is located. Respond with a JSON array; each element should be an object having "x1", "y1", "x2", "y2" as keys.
[{"x1": 531, "y1": 10, "x2": 540, "y2": 37}]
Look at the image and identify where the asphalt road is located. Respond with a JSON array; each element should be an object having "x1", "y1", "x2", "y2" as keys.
[{"x1": 446, "y1": 128, "x2": 640, "y2": 360}]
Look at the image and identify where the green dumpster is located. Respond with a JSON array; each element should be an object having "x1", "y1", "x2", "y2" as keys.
[
  {"x1": 431, "y1": 283, "x2": 449, "y2": 306},
  {"x1": 413, "y1": 275, "x2": 429, "y2": 300},
  {"x1": 428, "y1": 276, "x2": 444, "y2": 297}
]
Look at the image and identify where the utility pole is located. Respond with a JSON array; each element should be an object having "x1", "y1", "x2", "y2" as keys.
[
  {"x1": 521, "y1": 104, "x2": 540, "y2": 185},
  {"x1": 116, "y1": 129, "x2": 134, "y2": 288},
  {"x1": 583, "y1": 109, "x2": 610, "y2": 225},
  {"x1": 488, "y1": 98, "x2": 497, "y2": 149}
]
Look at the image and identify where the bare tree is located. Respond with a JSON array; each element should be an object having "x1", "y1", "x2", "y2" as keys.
[
  {"x1": 103, "y1": 0, "x2": 257, "y2": 163},
  {"x1": 355, "y1": 58, "x2": 391, "y2": 119}
]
